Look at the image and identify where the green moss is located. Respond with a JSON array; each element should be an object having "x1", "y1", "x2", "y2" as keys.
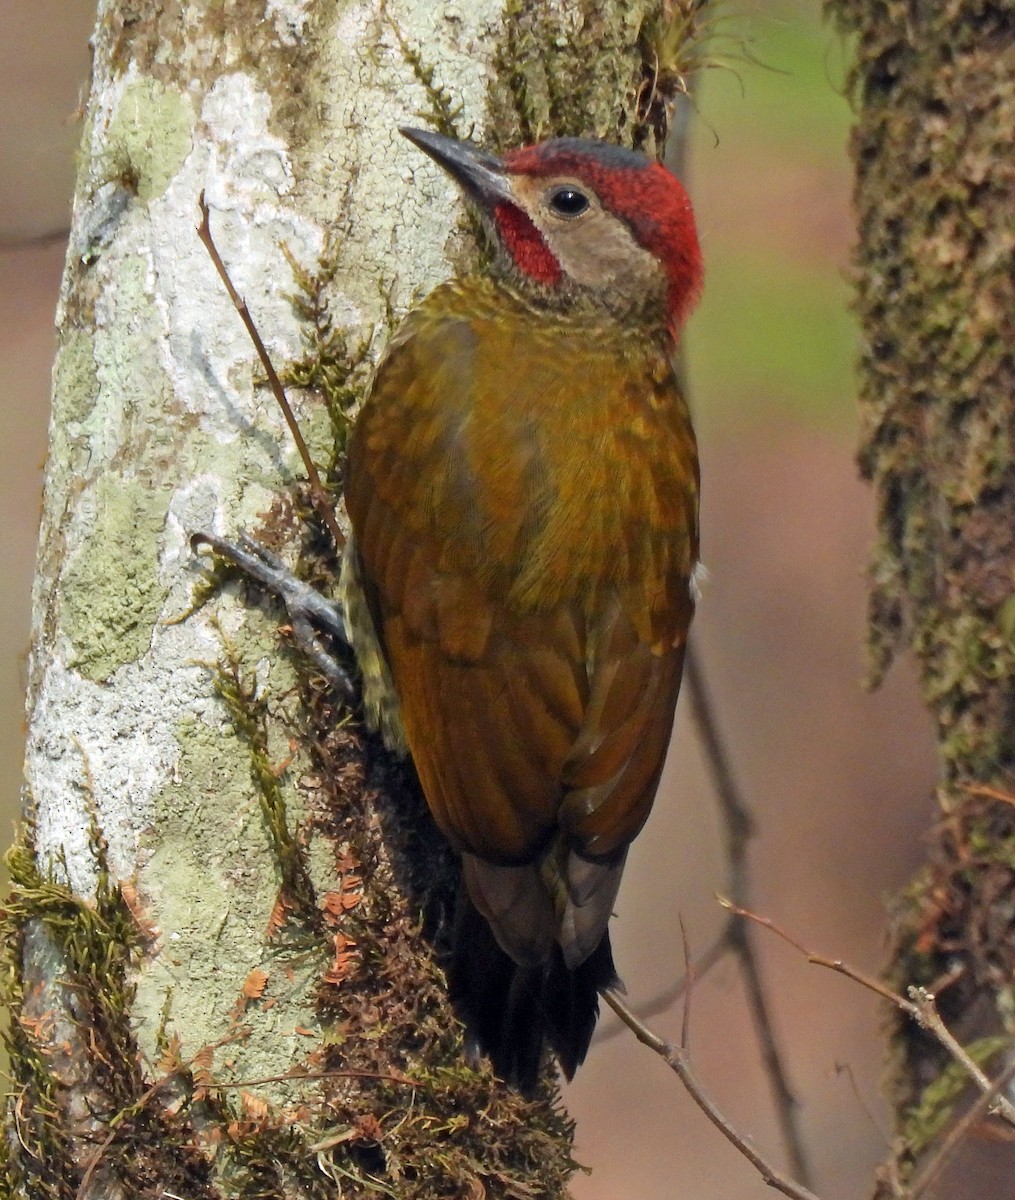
[
  {"x1": 0, "y1": 820, "x2": 215, "y2": 1197},
  {"x1": 488, "y1": 0, "x2": 669, "y2": 151},
  {"x1": 0, "y1": 794, "x2": 574, "y2": 1197},
  {"x1": 898, "y1": 1036, "x2": 1008, "y2": 1166},
  {"x1": 212, "y1": 650, "x2": 319, "y2": 928},
  {"x1": 826, "y1": 0, "x2": 1015, "y2": 1173},
  {"x1": 280, "y1": 237, "x2": 373, "y2": 475},
  {"x1": 380, "y1": 3, "x2": 466, "y2": 141}
]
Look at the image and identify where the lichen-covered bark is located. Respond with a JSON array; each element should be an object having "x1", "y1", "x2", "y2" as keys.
[
  {"x1": 827, "y1": 0, "x2": 1015, "y2": 1186},
  {"x1": 4, "y1": 1, "x2": 691, "y2": 1196}
]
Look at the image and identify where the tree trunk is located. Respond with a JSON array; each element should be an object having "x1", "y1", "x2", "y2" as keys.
[
  {"x1": 828, "y1": 0, "x2": 1015, "y2": 1189},
  {"x1": 2, "y1": 2, "x2": 699, "y2": 1197}
]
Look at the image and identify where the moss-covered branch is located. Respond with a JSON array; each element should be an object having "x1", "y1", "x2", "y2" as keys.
[{"x1": 827, "y1": 0, "x2": 1015, "y2": 1185}]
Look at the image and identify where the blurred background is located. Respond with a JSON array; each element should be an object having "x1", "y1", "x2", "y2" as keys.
[{"x1": 0, "y1": 1, "x2": 944, "y2": 1196}]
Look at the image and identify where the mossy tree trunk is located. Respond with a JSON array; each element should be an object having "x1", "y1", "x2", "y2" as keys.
[
  {"x1": 2, "y1": 2, "x2": 696, "y2": 1197},
  {"x1": 828, "y1": 0, "x2": 1015, "y2": 1190}
]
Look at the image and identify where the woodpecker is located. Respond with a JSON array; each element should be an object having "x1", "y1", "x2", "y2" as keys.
[{"x1": 340, "y1": 126, "x2": 703, "y2": 1092}]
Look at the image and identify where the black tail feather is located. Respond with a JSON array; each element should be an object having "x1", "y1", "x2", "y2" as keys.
[
  {"x1": 542, "y1": 933, "x2": 619, "y2": 1080},
  {"x1": 450, "y1": 896, "x2": 620, "y2": 1093}
]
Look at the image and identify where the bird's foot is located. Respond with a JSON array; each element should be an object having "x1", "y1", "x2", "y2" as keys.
[{"x1": 191, "y1": 531, "x2": 355, "y2": 701}]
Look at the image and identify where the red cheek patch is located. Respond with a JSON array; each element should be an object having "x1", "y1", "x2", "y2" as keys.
[{"x1": 494, "y1": 203, "x2": 562, "y2": 286}]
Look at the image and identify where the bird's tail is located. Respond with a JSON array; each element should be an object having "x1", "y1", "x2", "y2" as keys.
[{"x1": 450, "y1": 896, "x2": 620, "y2": 1094}]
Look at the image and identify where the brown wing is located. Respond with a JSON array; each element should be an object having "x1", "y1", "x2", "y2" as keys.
[{"x1": 345, "y1": 280, "x2": 697, "y2": 962}]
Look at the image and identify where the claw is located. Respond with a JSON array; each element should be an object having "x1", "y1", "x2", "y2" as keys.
[{"x1": 191, "y1": 531, "x2": 355, "y2": 700}]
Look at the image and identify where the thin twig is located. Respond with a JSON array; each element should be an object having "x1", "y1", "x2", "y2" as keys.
[
  {"x1": 832, "y1": 1061, "x2": 891, "y2": 1147},
  {"x1": 76, "y1": 1073, "x2": 169, "y2": 1200},
  {"x1": 908, "y1": 1055, "x2": 1015, "y2": 1200},
  {"x1": 959, "y1": 782, "x2": 1015, "y2": 807},
  {"x1": 735, "y1": 917, "x2": 812, "y2": 1166},
  {"x1": 678, "y1": 917, "x2": 694, "y2": 1049},
  {"x1": 196, "y1": 192, "x2": 346, "y2": 551},
  {"x1": 0, "y1": 227, "x2": 70, "y2": 252},
  {"x1": 907, "y1": 987, "x2": 1015, "y2": 1125},
  {"x1": 686, "y1": 643, "x2": 813, "y2": 1186},
  {"x1": 722, "y1": 898, "x2": 1015, "y2": 1128},
  {"x1": 602, "y1": 986, "x2": 823, "y2": 1200},
  {"x1": 594, "y1": 921, "x2": 734, "y2": 1044},
  {"x1": 202, "y1": 1068, "x2": 422, "y2": 1089},
  {"x1": 685, "y1": 644, "x2": 755, "y2": 869},
  {"x1": 720, "y1": 898, "x2": 906, "y2": 1006}
]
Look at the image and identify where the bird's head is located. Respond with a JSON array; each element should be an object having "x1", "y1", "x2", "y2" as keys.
[{"x1": 401, "y1": 126, "x2": 703, "y2": 340}]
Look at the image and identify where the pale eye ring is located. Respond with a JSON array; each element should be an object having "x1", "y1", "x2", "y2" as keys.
[{"x1": 548, "y1": 187, "x2": 590, "y2": 218}]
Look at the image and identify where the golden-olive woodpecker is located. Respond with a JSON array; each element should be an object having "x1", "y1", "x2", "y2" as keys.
[{"x1": 341, "y1": 127, "x2": 702, "y2": 1092}]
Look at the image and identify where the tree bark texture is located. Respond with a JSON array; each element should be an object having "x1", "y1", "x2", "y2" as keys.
[
  {"x1": 1, "y1": 1, "x2": 700, "y2": 1197},
  {"x1": 828, "y1": 0, "x2": 1015, "y2": 1188}
]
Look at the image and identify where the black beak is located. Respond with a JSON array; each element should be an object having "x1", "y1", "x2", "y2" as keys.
[{"x1": 399, "y1": 127, "x2": 511, "y2": 204}]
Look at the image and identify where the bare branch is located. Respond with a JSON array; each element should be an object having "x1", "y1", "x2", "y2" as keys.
[
  {"x1": 686, "y1": 645, "x2": 812, "y2": 1185},
  {"x1": 721, "y1": 899, "x2": 1015, "y2": 1128},
  {"x1": 909, "y1": 1056, "x2": 1015, "y2": 1200},
  {"x1": 602, "y1": 985, "x2": 824, "y2": 1200},
  {"x1": 196, "y1": 192, "x2": 346, "y2": 552},
  {"x1": 832, "y1": 1061, "x2": 891, "y2": 1148},
  {"x1": 0, "y1": 227, "x2": 70, "y2": 252},
  {"x1": 594, "y1": 920, "x2": 735, "y2": 1043}
]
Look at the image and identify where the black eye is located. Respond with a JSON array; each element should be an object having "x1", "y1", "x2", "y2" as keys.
[{"x1": 548, "y1": 187, "x2": 590, "y2": 217}]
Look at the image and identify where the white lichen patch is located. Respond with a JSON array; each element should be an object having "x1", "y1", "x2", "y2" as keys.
[
  {"x1": 265, "y1": 0, "x2": 311, "y2": 44},
  {"x1": 151, "y1": 73, "x2": 321, "y2": 436},
  {"x1": 27, "y1": 642, "x2": 213, "y2": 898}
]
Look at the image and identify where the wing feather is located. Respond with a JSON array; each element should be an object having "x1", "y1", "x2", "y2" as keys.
[{"x1": 345, "y1": 279, "x2": 698, "y2": 964}]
